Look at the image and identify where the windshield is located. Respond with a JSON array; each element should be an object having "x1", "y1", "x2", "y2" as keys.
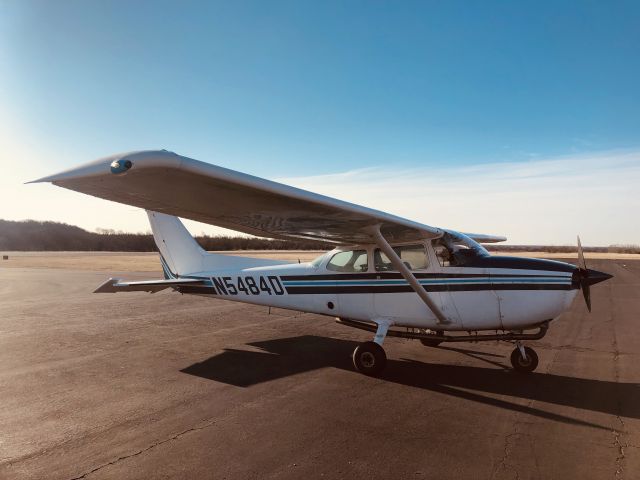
[
  {"x1": 434, "y1": 231, "x2": 489, "y2": 267},
  {"x1": 310, "y1": 252, "x2": 328, "y2": 268}
]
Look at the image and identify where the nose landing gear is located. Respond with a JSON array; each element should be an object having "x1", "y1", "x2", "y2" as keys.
[{"x1": 510, "y1": 342, "x2": 539, "y2": 373}]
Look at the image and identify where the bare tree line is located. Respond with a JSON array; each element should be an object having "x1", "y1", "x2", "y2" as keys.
[
  {"x1": 1, "y1": 219, "x2": 638, "y2": 253},
  {"x1": 0, "y1": 220, "x2": 330, "y2": 251}
]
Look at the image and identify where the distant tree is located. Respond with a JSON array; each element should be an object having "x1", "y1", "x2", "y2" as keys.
[
  {"x1": 0, "y1": 219, "x2": 331, "y2": 252},
  {"x1": 3, "y1": 219, "x2": 636, "y2": 253}
]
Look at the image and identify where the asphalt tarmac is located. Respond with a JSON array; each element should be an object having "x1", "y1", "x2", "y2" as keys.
[{"x1": 1, "y1": 259, "x2": 638, "y2": 479}]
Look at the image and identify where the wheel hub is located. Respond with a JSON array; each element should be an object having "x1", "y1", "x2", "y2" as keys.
[
  {"x1": 518, "y1": 356, "x2": 532, "y2": 367},
  {"x1": 360, "y1": 352, "x2": 376, "y2": 368}
]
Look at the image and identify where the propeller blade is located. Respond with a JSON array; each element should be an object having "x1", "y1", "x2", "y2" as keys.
[
  {"x1": 577, "y1": 235, "x2": 587, "y2": 271},
  {"x1": 577, "y1": 236, "x2": 591, "y2": 312},
  {"x1": 582, "y1": 283, "x2": 591, "y2": 312}
]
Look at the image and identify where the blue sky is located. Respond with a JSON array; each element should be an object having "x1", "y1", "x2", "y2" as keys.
[{"x1": 1, "y1": 1, "x2": 639, "y2": 244}]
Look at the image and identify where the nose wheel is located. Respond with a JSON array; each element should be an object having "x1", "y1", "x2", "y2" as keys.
[
  {"x1": 510, "y1": 344, "x2": 539, "y2": 373},
  {"x1": 352, "y1": 341, "x2": 387, "y2": 376}
]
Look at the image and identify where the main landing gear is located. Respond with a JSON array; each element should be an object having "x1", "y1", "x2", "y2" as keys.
[
  {"x1": 352, "y1": 320, "x2": 390, "y2": 376},
  {"x1": 352, "y1": 342, "x2": 387, "y2": 376}
]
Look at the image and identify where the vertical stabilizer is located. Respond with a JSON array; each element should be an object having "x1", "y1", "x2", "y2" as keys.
[
  {"x1": 147, "y1": 210, "x2": 294, "y2": 276},
  {"x1": 147, "y1": 211, "x2": 205, "y2": 276}
]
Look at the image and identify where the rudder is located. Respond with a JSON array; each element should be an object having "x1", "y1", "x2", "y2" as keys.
[{"x1": 147, "y1": 211, "x2": 205, "y2": 276}]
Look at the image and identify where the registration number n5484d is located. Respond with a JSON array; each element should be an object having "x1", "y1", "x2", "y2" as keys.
[{"x1": 210, "y1": 275, "x2": 285, "y2": 296}]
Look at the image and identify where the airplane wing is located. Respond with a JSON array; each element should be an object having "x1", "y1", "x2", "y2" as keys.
[
  {"x1": 94, "y1": 277, "x2": 207, "y2": 293},
  {"x1": 32, "y1": 150, "x2": 506, "y2": 245}
]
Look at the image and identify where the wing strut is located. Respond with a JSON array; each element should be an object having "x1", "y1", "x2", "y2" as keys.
[{"x1": 367, "y1": 225, "x2": 450, "y2": 325}]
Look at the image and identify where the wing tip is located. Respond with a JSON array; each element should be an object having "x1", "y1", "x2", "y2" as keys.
[
  {"x1": 26, "y1": 149, "x2": 179, "y2": 186},
  {"x1": 25, "y1": 175, "x2": 62, "y2": 184}
]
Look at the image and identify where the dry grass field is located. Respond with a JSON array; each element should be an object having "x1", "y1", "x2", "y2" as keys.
[
  {"x1": 1, "y1": 250, "x2": 638, "y2": 272},
  {"x1": 0, "y1": 250, "x2": 325, "y2": 272}
]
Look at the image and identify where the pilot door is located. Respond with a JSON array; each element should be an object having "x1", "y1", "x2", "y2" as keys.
[{"x1": 372, "y1": 242, "x2": 455, "y2": 327}]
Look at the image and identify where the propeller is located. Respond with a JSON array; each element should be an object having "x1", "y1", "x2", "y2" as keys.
[
  {"x1": 575, "y1": 236, "x2": 613, "y2": 312},
  {"x1": 576, "y1": 236, "x2": 591, "y2": 311}
]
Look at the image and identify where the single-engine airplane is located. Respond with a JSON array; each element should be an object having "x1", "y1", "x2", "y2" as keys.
[{"x1": 32, "y1": 150, "x2": 613, "y2": 376}]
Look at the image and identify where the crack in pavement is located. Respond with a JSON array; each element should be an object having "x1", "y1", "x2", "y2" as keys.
[
  {"x1": 493, "y1": 431, "x2": 522, "y2": 480},
  {"x1": 611, "y1": 361, "x2": 628, "y2": 480},
  {"x1": 491, "y1": 334, "x2": 563, "y2": 480},
  {"x1": 613, "y1": 419, "x2": 627, "y2": 480},
  {"x1": 64, "y1": 363, "x2": 329, "y2": 480},
  {"x1": 607, "y1": 285, "x2": 627, "y2": 480},
  {"x1": 67, "y1": 419, "x2": 218, "y2": 480}
]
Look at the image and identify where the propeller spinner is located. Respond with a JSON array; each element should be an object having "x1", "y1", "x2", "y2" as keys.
[{"x1": 575, "y1": 236, "x2": 613, "y2": 312}]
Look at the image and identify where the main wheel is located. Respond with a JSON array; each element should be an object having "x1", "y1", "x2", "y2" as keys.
[
  {"x1": 510, "y1": 346, "x2": 539, "y2": 373},
  {"x1": 352, "y1": 341, "x2": 387, "y2": 376},
  {"x1": 419, "y1": 329, "x2": 444, "y2": 347}
]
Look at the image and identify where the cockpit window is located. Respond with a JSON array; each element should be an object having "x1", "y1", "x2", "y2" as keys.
[
  {"x1": 434, "y1": 231, "x2": 489, "y2": 267},
  {"x1": 374, "y1": 244, "x2": 428, "y2": 271},
  {"x1": 326, "y1": 249, "x2": 368, "y2": 272}
]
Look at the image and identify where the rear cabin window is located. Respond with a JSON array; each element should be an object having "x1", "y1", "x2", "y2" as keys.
[
  {"x1": 374, "y1": 244, "x2": 428, "y2": 271},
  {"x1": 326, "y1": 250, "x2": 368, "y2": 272}
]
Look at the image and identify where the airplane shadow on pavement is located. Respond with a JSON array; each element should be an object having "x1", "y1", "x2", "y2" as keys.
[{"x1": 181, "y1": 335, "x2": 637, "y2": 430}]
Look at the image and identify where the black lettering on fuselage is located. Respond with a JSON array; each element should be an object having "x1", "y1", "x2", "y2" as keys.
[
  {"x1": 210, "y1": 275, "x2": 285, "y2": 296},
  {"x1": 212, "y1": 277, "x2": 227, "y2": 295}
]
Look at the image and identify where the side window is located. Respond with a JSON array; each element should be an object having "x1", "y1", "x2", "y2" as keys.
[
  {"x1": 374, "y1": 244, "x2": 428, "y2": 271},
  {"x1": 326, "y1": 250, "x2": 369, "y2": 272}
]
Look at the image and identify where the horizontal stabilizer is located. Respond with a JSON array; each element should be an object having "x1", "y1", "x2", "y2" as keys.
[{"x1": 94, "y1": 277, "x2": 206, "y2": 294}]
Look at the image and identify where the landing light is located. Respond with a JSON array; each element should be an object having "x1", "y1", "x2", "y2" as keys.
[{"x1": 110, "y1": 159, "x2": 133, "y2": 174}]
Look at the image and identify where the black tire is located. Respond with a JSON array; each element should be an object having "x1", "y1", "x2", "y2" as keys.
[
  {"x1": 419, "y1": 329, "x2": 444, "y2": 347},
  {"x1": 510, "y1": 346, "x2": 539, "y2": 373},
  {"x1": 352, "y1": 341, "x2": 387, "y2": 376}
]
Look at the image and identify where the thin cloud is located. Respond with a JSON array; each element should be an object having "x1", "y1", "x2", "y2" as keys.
[
  {"x1": 277, "y1": 150, "x2": 640, "y2": 246},
  {"x1": 4, "y1": 140, "x2": 638, "y2": 245}
]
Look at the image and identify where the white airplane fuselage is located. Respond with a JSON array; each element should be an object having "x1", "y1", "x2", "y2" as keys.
[{"x1": 174, "y1": 242, "x2": 580, "y2": 332}]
